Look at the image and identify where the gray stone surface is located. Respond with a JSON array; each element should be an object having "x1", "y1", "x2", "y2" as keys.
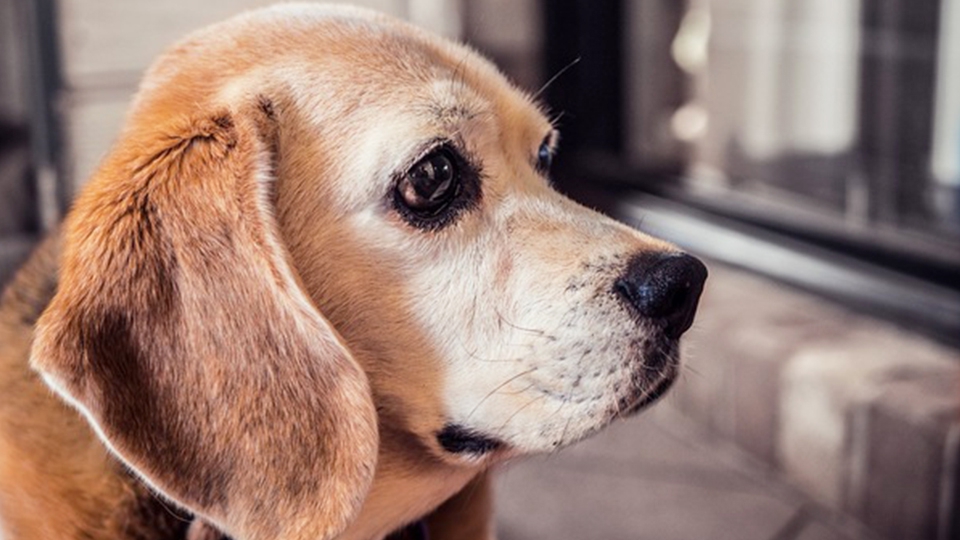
[
  {"x1": 675, "y1": 262, "x2": 854, "y2": 464},
  {"x1": 649, "y1": 259, "x2": 958, "y2": 539},
  {"x1": 497, "y1": 466, "x2": 796, "y2": 540},
  {"x1": 779, "y1": 323, "x2": 958, "y2": 507},
  {"x1": 852, "y1": 374, "x2": 960, "y2": 539},
  {"x1": 494, "y1": 410, "x2": 869, "y2": 540},
  {"x1": 796, "y1": 521, "x2": 862, "y2": 540}
]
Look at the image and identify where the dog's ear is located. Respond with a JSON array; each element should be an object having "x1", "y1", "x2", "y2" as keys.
[{"x1": 31, "y1": 99, "x2": 378, "y2": 540}]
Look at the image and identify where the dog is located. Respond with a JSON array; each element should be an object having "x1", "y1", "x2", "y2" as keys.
[{"x1": 0, "y1": 4, "x2": 707, "y2": 539}]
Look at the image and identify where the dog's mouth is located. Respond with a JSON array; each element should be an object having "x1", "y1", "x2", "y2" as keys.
[
  {"x1": 434, "y1": 335, "x2": 682, "y2": 459},
  {"x1": 617, "y1": 337, "x2": 681, "y2": 416},
  {"x1": 620, "y1": 371, "x2": 677, "y2": 415},
  {"x1": 435, "y1": 423, "x2": 505, "y2": 458}
]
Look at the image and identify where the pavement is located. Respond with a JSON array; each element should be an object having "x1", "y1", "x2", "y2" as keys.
[{"x1": 494, "y1": 406, "x2": 879, "y2": 540}]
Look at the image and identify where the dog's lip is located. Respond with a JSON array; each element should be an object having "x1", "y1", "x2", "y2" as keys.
[
  {"x1": 620, "y1": 370, "x2": 677, "y2": 416},
  {"x1": 435, "y1": 423, "x2": 505, "y2": 456}
]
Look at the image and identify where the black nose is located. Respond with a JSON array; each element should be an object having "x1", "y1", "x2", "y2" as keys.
[{"x1": 615, "y1": 253, "x2": 708, "y2": 339}]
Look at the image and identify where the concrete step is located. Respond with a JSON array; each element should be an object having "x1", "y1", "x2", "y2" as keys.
[
  {"x1": 496, "y1": 408, "x2": 878, "y2": 540},
  {"x1": 673, "y1": 260, "x2": 959, "y2": 540}
]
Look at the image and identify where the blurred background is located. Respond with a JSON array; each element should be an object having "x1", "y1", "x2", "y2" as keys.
[{"x1": 0, "y1": 1, "x2": 957, "y2": 540}]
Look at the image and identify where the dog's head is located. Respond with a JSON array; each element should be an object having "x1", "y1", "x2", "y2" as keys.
[{"x1": 30, "y1": 4, "x2": 706, "y2": 540}]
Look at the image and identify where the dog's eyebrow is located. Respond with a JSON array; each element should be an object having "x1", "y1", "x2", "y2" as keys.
[
  {"x1": 423, "y1": 76, "x2": 490, "y2": 125},
  {"x1": 427, "y1": 100, "x2": 482, "y2": 124}
]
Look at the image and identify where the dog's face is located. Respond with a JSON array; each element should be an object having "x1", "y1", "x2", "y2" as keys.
[
  {"x1": 29, "y1": 5, "x2": 705, "y2": 539},
  {"x1": 268, "y1": 7, "x2": 705, "y2": 461}
]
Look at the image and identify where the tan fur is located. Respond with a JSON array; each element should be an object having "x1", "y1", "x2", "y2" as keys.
[{"x1": 0, "y1": 4, "x2": 697, "y2": 540}]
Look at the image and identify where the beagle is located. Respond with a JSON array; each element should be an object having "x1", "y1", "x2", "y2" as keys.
[{"x1": 0, "y1": 4, "x2": 707, "y2": 540}]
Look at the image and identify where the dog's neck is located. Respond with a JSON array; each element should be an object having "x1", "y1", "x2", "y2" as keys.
[{"x1": 336, "y1": 426, "x2": 481, "y2": 540}]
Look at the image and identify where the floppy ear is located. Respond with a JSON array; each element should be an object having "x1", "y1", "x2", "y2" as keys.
[{"x1": 31, "y1": 100, "x2": 378, "y2": 540}]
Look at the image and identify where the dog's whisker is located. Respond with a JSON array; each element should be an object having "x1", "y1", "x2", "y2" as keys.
[
  {"x1": 493, "y1": 305, "x2": 548, "y2": 336},
  {"x1": 541, "y1": 400, "x2": 570, "y2": 450},
  {"x1": 558, "y1": 408, "x2": 574, "y2": 448},
  {"x1": 549, "y1": 110, "x2": 567, "y2": 128},
  {"x1": 545, "y1": 398, "x2": 566, "y2": 420},
  {"x1": 614, "y1": 397, "x2": 632, "y2": 422},
  {"x1": 452, "y1": 46, "x2": 472, "y2": 94},
  {"x1": 546, "y1": 399, "x2": 571, "y2": 436},
  {"x1": 465, "y1": 367, "x2": 539, "y2": 421},
  {"x1": 498, "y1": 394, "x2": 548, "y2": 434},
  {"x1": 682, "y1": 363, "x2": 703, "y2": 378},
  {"x1": 629, "y1": 377, "x2": 663, "y2": 415},
  {"x1": 532, "y1": 56, "x2": 581, "y2": 101},
  {"x1": 499, "y1": 382, "x2": 536, "y2": 396},
  {"x1": 456, "y1": 340, "x2": 522, "y2": 363}
]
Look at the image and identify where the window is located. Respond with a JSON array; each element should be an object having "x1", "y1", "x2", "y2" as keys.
[{"x1": 541, "y1": 0, "x2": 960, "y2": 341}]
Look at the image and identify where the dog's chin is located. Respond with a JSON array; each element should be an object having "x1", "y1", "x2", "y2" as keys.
[
  {"x1": 616, "y1": 337, "x2": 681, "y2": 417},
  {"x1": 620, "y1": 371, "x2": 677, "y2": 415},
  {"x1": 432, "y1": 338, "x2": 682, "y2": 462}
]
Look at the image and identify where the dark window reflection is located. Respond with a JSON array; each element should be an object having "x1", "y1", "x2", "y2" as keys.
[{"x1": 550, "y1": 0, "x2": 960, "y2": 276}]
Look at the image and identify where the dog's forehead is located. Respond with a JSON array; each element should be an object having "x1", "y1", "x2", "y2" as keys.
[
  {"x1": 249, "y1": 8, "x2": 554, "y2": 194},
  {"x1": 281, "y1": 12, "x2": 550, "y2": 139},
  {"x1": 134, "y1": 4, "x2": 553, "y2": 213},
  {"x1": 141, "y1": 4, "x2": 551, "y2": 144}
]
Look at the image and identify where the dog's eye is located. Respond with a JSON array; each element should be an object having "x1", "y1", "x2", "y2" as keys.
[
  {"x1": 398, "y1": 148, "x2": 459, "y2": 214},
  {"x1": 536, "y1": 139, "x2": 553, "y2": 173},
  {"x1": 393, "y1": 144, "x2": 481, "y2": 230}
]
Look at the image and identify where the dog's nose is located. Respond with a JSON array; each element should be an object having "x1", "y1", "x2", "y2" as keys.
[{"x1": 615, "y1": 253, "x2": 708, "y2": 339}]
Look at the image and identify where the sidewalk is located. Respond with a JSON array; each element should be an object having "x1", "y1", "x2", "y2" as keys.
[{"x1": 495, "y1": 407, "x2": 877, "y2": 540}]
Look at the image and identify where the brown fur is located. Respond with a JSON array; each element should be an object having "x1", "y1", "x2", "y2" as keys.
[
  {"x1": 0, "y1": 5, "x2": 694, "y2": 540},
  {"x1": 0, "y1": 238, "x2": 194, "y2": 539},
  {"x1": 0, "y1": 7, "x2": 503, "y2": 539}
]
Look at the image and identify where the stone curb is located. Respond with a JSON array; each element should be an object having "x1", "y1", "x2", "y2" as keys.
[{"x1": 672, "y1": 261, "x2": 959, "y2": 540}]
